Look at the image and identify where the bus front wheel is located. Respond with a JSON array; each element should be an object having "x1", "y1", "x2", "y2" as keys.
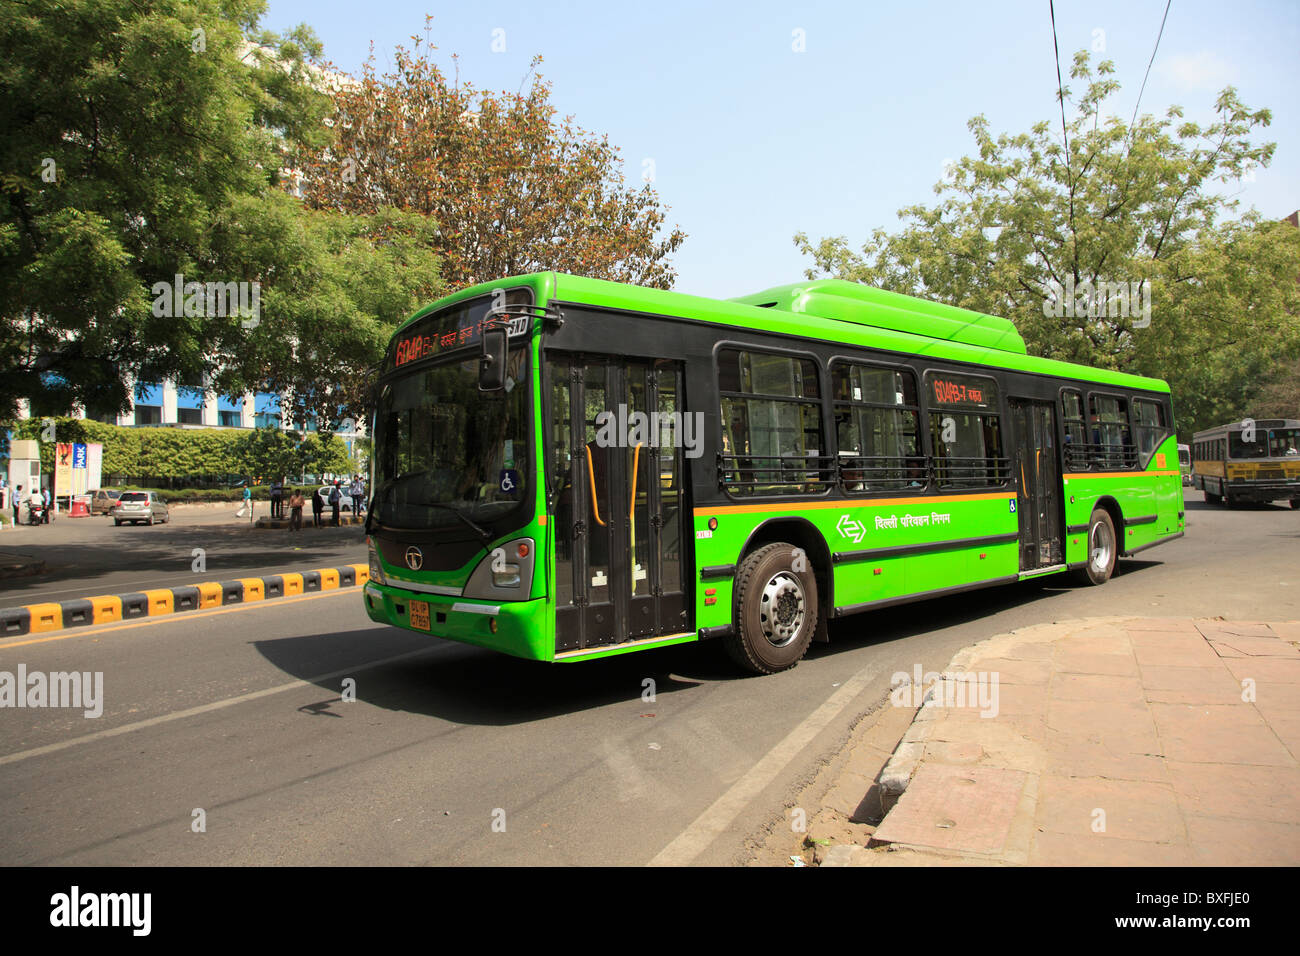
[
  {"x1": 726, "y1": 542, "x2": 818, "y2": 675},
  {"x1": 1077, "y1": 509, "x2": 1117, "y2": 586}
]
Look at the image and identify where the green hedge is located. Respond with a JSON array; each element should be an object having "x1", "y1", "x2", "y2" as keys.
[
  {"x1": 3, "y1": 417, "x2": 356, "y2": 486},
  {"x1": 122, "y1": 484, "x2": 337, "y2": 504}
]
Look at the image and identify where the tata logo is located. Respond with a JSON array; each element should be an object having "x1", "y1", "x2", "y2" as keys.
[{"x1": 405, "y1": 547, "x2": 423, "y2": 571}]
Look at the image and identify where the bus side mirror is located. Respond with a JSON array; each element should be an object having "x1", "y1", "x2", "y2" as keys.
[{"x1": 479, "y1": 327, "x2": 507, "y2": 392}]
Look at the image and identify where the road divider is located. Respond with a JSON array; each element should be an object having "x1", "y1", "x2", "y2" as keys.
[{"x1": 0, "y1": 564, "x2": 370, "y2": 638}]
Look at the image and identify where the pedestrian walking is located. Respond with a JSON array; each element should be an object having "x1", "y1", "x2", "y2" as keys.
[
  {"x1": 311, "y1": 487, "x2": 323, "y2": 528},
  {"x1": 271, "y1": 478, "x2": 283, "y2": 520},
  {"x1": 329, "y1": 481, "x2": 341, "y2": 527},
  {"x1": 236, "y1": 482, "x2": 253, "y2": 521},
  {"x1": 12, "y1": 485, "x2": 22, "y2": 526},
  {"x1": 288, "y1": 489, "x2": 305, "y2": 531},
  {"x1": 42, "y1": 486, "x2": 51, "y2": 523}
]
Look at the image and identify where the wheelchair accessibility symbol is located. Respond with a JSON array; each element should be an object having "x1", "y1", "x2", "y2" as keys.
[
  {"x1": 1009, "y1": 499, "x2": 1017, "y2": 513},
  {"x1": 499, "y1": 469, "x2": 520, "y2": 495}
]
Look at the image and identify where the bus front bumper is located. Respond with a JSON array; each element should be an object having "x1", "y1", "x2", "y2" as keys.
[
  {"x1": 1227, "y1": 479, "x2": 1300, "y2": 502},
  {"x1": 362, "y1": 581, "x2": 551, "y2": 661}
]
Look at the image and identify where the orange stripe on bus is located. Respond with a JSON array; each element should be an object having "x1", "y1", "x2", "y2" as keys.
[
  {"x1": 695, "y1": 490, "x2": 1016, "y2": 516},
  {"x1": 1064, "y1": 470, "x2": 1180, "y2": 480}
]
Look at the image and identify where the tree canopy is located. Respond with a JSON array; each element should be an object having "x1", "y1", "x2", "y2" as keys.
[
  {"x1": 0, "y1": 0, "x2": 338, "y2": 420},
  {"x1": 300, "y1": 33, "x2": 686, "y2": 290},
  {"x1": 794, "y1": 52, "x2": 1300, "y2": 435}
]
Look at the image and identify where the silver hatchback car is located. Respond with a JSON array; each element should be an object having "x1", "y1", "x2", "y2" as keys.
[{"x1": 112, "y1": 491, "x2": 170, "y2": 526}]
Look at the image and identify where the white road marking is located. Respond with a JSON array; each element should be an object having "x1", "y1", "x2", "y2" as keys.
[
  {"x1": 0, "y1": 647, "x2": 438, "y2": 768},
  {"x1": 648, "y1": 662, "x2": 881, "y2": 866}
]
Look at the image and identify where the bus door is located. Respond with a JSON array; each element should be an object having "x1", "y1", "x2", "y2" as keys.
[
  {"x1": 1009, "y1": 399, "x2": 1064, "y2": 571},
  {"x1": 549, "y1": 354, "x2": 689, "y2": 653}
]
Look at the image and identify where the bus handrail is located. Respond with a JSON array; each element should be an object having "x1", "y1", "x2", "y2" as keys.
[
  {"x1": 585, "y1": 444, "x2": 606, "y2": 527},
  {"x1": 629, "y1": 442, "x2": 642, "y2": 522}
]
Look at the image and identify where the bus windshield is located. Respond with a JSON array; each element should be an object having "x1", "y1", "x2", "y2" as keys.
[
  {"x1": 1268, "y1": 428, "x2": 1300, "y2": 458},
  {"x1": 1231, "y1": 428, "x2": 1300, "y2": 459},
  {"x1": 371, "y1": 348, "x2": 530, "y2": 531}
]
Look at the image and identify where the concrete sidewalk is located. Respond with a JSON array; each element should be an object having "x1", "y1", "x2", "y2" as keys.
[{"x1": 803, "y1": 616, "x2": 1300, "y2": 867}]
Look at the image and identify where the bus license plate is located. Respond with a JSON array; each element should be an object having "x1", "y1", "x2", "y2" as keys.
[{"x1": 409, "y1": 600, "x2": 430, "y2": 630}]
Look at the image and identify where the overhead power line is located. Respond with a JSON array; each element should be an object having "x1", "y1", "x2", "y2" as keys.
[{"x1": 1131, "y1": 0, "x2": 1174, "y2": 136}]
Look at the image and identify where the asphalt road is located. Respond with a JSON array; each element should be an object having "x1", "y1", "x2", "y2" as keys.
[
  {"x1": 0, "y1": 507, "x2": 367, "y2": 606},
  {"x1": 0, "y1": 496, "x2": 1295, "y2": 866}
]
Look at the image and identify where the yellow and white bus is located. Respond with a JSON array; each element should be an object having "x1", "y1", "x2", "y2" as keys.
[{"x1": 1192, "y1": 418, "x2": 1300, "y2": 508}]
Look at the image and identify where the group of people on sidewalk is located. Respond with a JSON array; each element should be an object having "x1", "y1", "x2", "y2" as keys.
[
  {"x1": 1, "y1": 482, "x2": 52, "y2": 527},
  {"x1": 238, "y1": 476, "x2": 367, "y2": 531}
]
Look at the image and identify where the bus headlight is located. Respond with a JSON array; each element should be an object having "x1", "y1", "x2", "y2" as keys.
[
  {"x1": 368, "y1": 539, "x2": 386, "y2": 585},
  {"x1": 463, "y1": 537, "x2": 535, "y2": 600}
]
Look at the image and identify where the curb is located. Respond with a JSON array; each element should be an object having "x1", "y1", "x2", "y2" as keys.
[
  {"x1": 0, "y1": 563, "x2": 370, "y2": 638},
  {"x1": 875, "y1": 638, "x2": 1011, "y2": 813},
  {"x1": 876, "y1": 686, "x2": 941, "y2": 813},
  {"x1": 254, "y1": 515, "x2": 365, "y2": 529}
]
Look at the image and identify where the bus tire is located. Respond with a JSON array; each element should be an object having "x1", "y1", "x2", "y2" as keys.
[
  {"x1": 1290, "y1": 499, "x2": 1299, "y2": 510},
  {"x1": 1205, "y1": 490, "x2": 1220, "y2": 505},
  {"x1": 726, "y1": 542, "x2": 817, "y2": 675},
  {"x1": 1076, "y1": 509, "x2": 1117, "y2": 586}
]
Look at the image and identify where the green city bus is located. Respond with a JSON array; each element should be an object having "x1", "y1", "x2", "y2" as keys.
[{"x1": 363, "y1": 273, "x2": 1185, "y2": 673}]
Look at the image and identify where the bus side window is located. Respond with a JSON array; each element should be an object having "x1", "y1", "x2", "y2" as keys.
[{"x1": 1062, "y1": 389, "x2": 1086, "y2": 470}]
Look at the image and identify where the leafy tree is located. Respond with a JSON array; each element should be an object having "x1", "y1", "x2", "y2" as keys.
[
  {"x1": 1256, "y1": 359, "x2": 1300, "y2": 420},
  {"x1": 0, "y1": 0, "x2": 333, "y2": 421},
  {"x1": 300, "y1": 31, "x2": 686, "y2": 290},
  {"x1": 233, "y1": 425, "x2": 300, "y2": 483},
  {"x1": 203, "y1": 194, "x2": 443, "y2": 428},
  {"x1": 794, "y1": 52, "x2": 1300, "y2": 435},
  {"x1": 298, "y1": 431, "x2": 351, "y2": 476}
]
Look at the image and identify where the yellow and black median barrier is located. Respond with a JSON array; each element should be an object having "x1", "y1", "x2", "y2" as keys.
[{"x1": 0, "y1": 564, "x2": 369, "y2": 638}]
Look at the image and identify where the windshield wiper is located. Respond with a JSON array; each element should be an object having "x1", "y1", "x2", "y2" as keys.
[
  {"x1": 368, "y1": 473, "x2": 493, "y2": 545},
  {"x1": 415, "y1": 502, "x2": 493, "y2": 546}
]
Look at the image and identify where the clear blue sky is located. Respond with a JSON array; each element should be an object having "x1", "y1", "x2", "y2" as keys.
[{"x1": 263, "y1": 0, "x2": 1299, "y2": 299}]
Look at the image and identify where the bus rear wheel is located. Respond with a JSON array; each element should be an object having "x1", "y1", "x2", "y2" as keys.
[
  {"x1": 726, "y1": 542, "x2": 817, "y2": 675},
  {"x1": 1076, "y1": 509, "x2": 1117, "y2": 586}
]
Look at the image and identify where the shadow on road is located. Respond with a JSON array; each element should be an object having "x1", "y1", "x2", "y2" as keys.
[
  {"x1": 1184, "y1": 497, "x2": 1295, "y2": 512},
  {"x1": 251, "y1": 555, "x2": 1174, "y2": 725},
  {"x1": 250, "y1": 627, "x2": 738, "y2": 726}
]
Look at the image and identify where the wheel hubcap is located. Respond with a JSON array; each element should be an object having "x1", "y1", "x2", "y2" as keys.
[
  {"x1": 1089, "y1": 522, "x2": 1113, "y2": 574},
  {"x1": 759, "y1": 572, "x2": 805, "y2": 648}
]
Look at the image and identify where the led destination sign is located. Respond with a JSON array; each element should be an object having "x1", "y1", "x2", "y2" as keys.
[
  {"x1": 386, "y1": 291, "x2": 532, "y2": 373},
  {"x1": 926, "y1": 372, "x2": 998, "y2": 411}
]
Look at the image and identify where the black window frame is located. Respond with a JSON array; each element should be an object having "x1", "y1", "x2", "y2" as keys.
[
  {"x1": 1086, "y1": 391, "x2": 1138, "y2": 471},
  {"x1": 922, "y1": 369, "x2": 1009, "y2": 490},
  {"x1": 829, "y1": 358, "x2": 927, "y2": 495},
  {"x1": 1061, "y1": 387, "x2": 1089, "y2": 471},
  {"x1": 715, "y1": 344, "x2": 832, "y2": 498},
  {"x1": 1132, "y1": 397, "x2": 1172, "y2": 466}
]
